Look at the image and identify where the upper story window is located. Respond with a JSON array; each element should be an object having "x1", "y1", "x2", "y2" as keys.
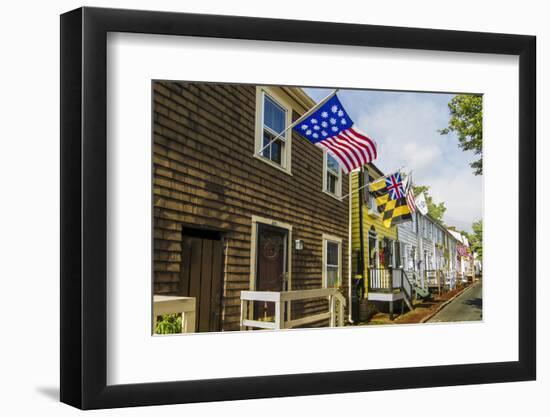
[
  {"x1": 255, "y1": 88, "x2": 292, "y2": 174},
  {"x1": 324, "y1": 152, "x2": 342, "y2": 197},
  {"x1": 363, "y1": 172, "x2": 379, "y2": 215}
]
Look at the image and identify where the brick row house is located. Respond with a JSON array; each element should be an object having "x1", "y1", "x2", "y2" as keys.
[{"x1": 153, "y1": 82, "x2": 350, "y2": 332}]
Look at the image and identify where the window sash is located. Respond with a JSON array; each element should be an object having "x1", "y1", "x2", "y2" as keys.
[
  {"x1": 324, "y1": 152, "x2": 341, "y2": 196},
  {"x1": 326, "y1": 153, "x2": 340, "y2": 175},
  {"x1": 262, "y1": 131, "x2": 283, "y2": 164},
  {"x1": 259, "y1": 91, "x2": 289, "y2": 167},
  {"x1": 326, "y1": 241, "x2": 340, "y2": 266},
  {"x1": 326, "y1": 266, "x2": 340, "y2": 288},
  {"x1": 263, "y1": 94, "x2": 287, "y2": 135},
  {"x1": 326, "y1": 171, "x2": 338, "y2": 194},
  {"x1": 325, "y1": 240, "x2": 341, "y2": 288}
]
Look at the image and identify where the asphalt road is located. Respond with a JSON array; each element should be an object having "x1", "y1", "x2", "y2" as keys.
[{"x1": 427, "y1": 281, "x2": 483, "y2": 323}]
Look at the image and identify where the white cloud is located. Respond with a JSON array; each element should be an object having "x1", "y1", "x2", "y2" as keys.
[
  {"x1": 305, "y1": 88, "x2": 483, "y2": 232},
  {"x1": 355, "y1": 92, "x2": 482, "y2": 232}
]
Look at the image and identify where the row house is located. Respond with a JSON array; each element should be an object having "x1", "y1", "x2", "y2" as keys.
[
  {"x1": 398, "y1": 213, "x2": 462, "y2": 294},
  {"x1": 153, "y1": 82, "x2": 349, "y2": 332},
  {"x1": 351, "y1": 165, "x2": 413, "y2": 320},
  {"x1": 448, "y1": 229, "x2": 475, "y2": 283},
  {"x1": 350, "y1": 164, "x2": 470, "y2": 320}
]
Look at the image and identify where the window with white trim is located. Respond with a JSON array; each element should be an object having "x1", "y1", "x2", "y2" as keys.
[
  {"x1": 255, "y1": 88, "x2": 292, "y2": 173},
  {"x1": 323, "y1": 236, "x2": 342, "y2": 288},
  {"x1": 363, "y1": 172, "x2": 379, "y2": 215},
  {"x1": 324, "y1": 151, "x2": 342, "y2": 197}
]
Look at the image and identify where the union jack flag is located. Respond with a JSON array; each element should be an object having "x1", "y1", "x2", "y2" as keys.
[
  {"x1": 385, "y1": 172, "x2": 405, "y2": 200},
  {"x1": 293, "y1": 94, "x2": 377, "y2": 173}
]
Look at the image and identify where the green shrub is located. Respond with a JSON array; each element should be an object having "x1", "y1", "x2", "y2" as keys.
[{"x1": 155, "y1": 313, "x2": 182, "y2": 334}]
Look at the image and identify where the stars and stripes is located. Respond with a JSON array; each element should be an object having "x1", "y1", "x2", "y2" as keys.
[
  {"x1": 294, "y1": 95, "x2": 377, "y2": 173},
  {"x1": 406, "y1": 188, "x2": 417, "y2": 213},
  {"x1": 403, "y1": 172, "x2": 417, "y2": 213}
]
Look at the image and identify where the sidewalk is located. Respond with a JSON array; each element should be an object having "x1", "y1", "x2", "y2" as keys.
[{"x1": 355, "y1": 282, "x2": 476, "y2": 326}]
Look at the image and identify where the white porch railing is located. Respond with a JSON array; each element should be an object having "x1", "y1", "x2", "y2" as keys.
[
  {"x1": 240, "y1": 288, "x2": 346, "y2": 330},
  {"x1": 153, "y1": 295, "x2": 196, "y2": 333},
  {"x1": 444, "y1": 270, "x2": 457, "y2": 290}
]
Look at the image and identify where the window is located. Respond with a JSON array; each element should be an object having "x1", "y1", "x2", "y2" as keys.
[
  {"x1": 255, "y1": 88, "x2": 292, "y2": 173},
  {"x1": 395, "y1": 241, "x2": 401, "y2": 268},
  {"x1": 364, "y1": 173, "x2": 379, "y2": 215},
  {"x1": 323, "y1": 235, "x2": 342, "y2": 288},
  {"x1": 324, "y1": 151, "x2": 342, "y2": 197},
  {"x1": 368, "y1": 229, "x2": 377, "y2": 268},
  {"x1": 381, "y1": 238, "x2": 394, "y2": 268},
  {"x1": 409, "y1": 246, "x2": 417, "y2": 271}
]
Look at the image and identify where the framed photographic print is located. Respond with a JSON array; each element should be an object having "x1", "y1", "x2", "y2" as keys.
[{"x1": 60, "y1": 6, "x2": 536, "y2": 410}]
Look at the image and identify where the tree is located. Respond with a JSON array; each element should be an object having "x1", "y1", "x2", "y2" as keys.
[
  {"x1": 412, "y1": 185, "x2": 446, "y2": 223},
  {"x1": 468, "y1": 220, "x2": 483, "y2": 260},
  {"x1": 439, "y1": 94, "x2": 483, "y2": 176}
]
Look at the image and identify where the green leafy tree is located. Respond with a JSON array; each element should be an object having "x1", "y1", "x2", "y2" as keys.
[
  {"x1": 468, "y1": 220, "x2": 483, "y2": 260},
  {"x1": 412, "y1": 185, "x2": 446, "y2": 223},
  {"x1": 439, "y1": 94, "x2": 483, "y2": 175}
]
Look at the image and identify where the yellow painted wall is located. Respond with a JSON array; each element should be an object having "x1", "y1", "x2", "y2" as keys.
[{"x1": 351, "y1": 166, "x2": 398, "y2": 288}]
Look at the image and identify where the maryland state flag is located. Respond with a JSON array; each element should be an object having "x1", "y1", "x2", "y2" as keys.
[{"x1": 369, "y1": 171, "x2": 412, "y2": 228}]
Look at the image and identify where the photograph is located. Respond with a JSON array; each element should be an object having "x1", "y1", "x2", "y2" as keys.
[{"x1": 151, "y1": 81, "x2": 483, "y2": 334}]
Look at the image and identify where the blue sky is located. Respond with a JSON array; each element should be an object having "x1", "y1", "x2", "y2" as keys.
[{"x1": 305, "y1": 88, "x2": 482, "y2": 232}]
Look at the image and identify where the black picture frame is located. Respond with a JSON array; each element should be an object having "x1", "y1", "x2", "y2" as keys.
[{"x1": 60, "y1": 6, "x2": 536, "y2": 410}]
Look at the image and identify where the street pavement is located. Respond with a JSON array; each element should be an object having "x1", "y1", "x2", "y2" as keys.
[{"x1": 427, "y1": 281, "x2": 482, "y2": 323}]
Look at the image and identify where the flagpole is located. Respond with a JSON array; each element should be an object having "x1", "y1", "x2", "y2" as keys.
[{"x1": 255, "y1": 88, "x2": 340, "y2": 157}]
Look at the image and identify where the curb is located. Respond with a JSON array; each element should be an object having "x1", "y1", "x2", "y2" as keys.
[{"x1": 420, "y1": 282, "x2": 478, "y2": 323}]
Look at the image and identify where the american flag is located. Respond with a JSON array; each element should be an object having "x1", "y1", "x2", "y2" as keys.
[
  {"x1": 293, "y1": 95, "x2": 377, "y2": 173},
  {"x1": 403, "y1": 173, "x2": 417, "y2": 213},
  {"x1": 406, "y1": 188, "x2": 417, "y2": 213}
]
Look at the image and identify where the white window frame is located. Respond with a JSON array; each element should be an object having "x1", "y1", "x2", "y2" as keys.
[
  {"x1": 389, "y1": 239, "x2": 395, "y2": 268},
  {"x1": 322, "y1": 234, "x2": 342, "y2": 289},
  {"x1": 254, "y1": 87, "x2": 293, "y2": 174},
  {"x1": 364, "y1": 172, "x2": 380, "y2": 217},
  {"x1": 323, "y1": 150, "x2": 342, "y2": 199}
]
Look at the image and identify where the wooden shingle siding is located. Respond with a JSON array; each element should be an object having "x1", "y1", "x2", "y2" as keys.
[{"x1": 153, "y1": 82, "x2": 349, "y2": 331}]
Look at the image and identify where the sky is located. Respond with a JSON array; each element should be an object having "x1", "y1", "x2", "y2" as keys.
[{"x1": 305, "y1": 87, "x2": 482, "y2": 233}]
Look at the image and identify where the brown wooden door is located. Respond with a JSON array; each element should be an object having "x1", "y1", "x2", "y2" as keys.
[
  {"x1": 180, "y1": 234, "x2": 224, "y2": 332},
  {"x1": 254, "y1": 224, "x2": 288, "y2": 319}
]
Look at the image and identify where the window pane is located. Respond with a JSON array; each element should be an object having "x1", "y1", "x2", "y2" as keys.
[
  {"x1": 263, "y1": 131, "x2": 283, "y2": 165},
  {"x1": 327, "y1": 172, "x2": 337, "y2": 194},
  {"x1": 327, "y1": 266, "x2": 339, "y2": 288},
  {"x1": 327, "y1": 153, "x2": 340, "y2": 173},
  {"x1": 264, "y1": 95, "x2": 286, "y2": 134},
  {"x1": 262, "y1": 132, "x2": 271, "y2": 158},
  {"x1": 327, "y1": 241, "x2": 339, "y2": 266},
  {"x1": 270, "y1": 139, "x2": 282, "y2": 164}
]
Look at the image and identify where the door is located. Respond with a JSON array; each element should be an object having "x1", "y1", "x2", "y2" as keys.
[
  {"x1": 254, "y1": 223, "x2": 288, "y2": 320},
  {"x1": 180, "y1": 231, "x2": 224, "y2": 332}
]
